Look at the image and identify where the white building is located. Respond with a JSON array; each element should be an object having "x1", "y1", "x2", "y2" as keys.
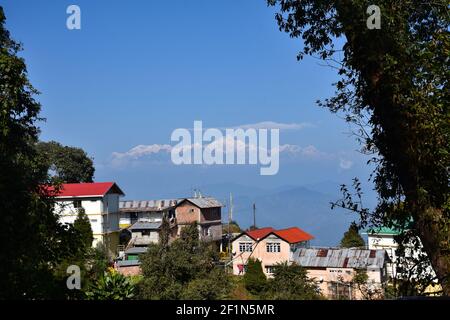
[
  {"x1": 364, "y1": 226, "x2": 437, "y2": 286},
  {"x1": 118, "y1": 199, "x2": 177, "y2": 229},
  {"x1": 49, "y1": 182, "x2": 125, "y2": 255}
]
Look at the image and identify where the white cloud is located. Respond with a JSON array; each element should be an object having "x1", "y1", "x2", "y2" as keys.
[
  {"x1": 112, "y1": 144, "x2": 172, "y2": 160},
  {"x1": 229, "y1": 121, "x2": 314, "y2": 131},
  {"x1": 339, "y1": 158, "x2": 354, "y2": 170}
]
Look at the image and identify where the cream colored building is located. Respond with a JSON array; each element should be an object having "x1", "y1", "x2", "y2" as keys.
[{"x1": 50, "y1": 182, "x2": 125, "y2": 256}]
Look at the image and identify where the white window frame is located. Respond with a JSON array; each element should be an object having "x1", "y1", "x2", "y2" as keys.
[{"x1": 266, "y1": 242, "x2": 281, "y2": 253}]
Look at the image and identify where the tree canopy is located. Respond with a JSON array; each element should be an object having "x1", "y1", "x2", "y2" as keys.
[
  {"x1": 268, "y1": 0, "x2": 449, "y2": 294},
  {"x1": 36, "y1": 140, "x2": 95, "y2": 183},
  {"x1": 138, "y1": 223, "x2": 232, "y2": 300},
  {"x1": 0, "y1": 7, "x2": 84, "y2": 299},
  {"x1": 340, "y1": 222, "x2": 365, "y2": 248}
]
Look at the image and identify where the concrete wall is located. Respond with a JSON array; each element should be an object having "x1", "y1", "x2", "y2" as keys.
[{"x1": 306, "y1": 267, "x2": 384, "y2": 299}]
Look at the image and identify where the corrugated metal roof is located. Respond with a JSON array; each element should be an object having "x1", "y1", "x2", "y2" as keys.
[
  {"x1": 128, "y1": 221, "x2": 162, "y2": 230},
  {"x1": 116, "y1": 260, "x2": 141, "y2": 267},
  {"x1": 119, "y1": 199, "x2": 178, "y2": 212},
  {"x1": 125, "y1": 247, "x2": 148, "y2": 254},
  {"x1": 183, "y1": 197, "x2": 223, "y2": 208},
  {"x1": 292, "y1": 248, "x2": 388, "y2": 269}
]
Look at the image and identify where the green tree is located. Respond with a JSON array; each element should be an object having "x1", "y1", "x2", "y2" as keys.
[
  {"x1": 264, "y1": 262, "x2": 321, "y2": 300},
  {"x1": 268, "y1": 0, "x2": 450, "y2": 294},
  {"x1": 73, "y1": 208, "x2": 94, "y2": 251},
  {"x1": 352, "y1": 268, "x2": 384, "y2": 300},
  {"x1": 138, "y1": 223, "x2": 231, "y2": 300},
  {"x1": 36, "y1": 140, "x2": 95, "y2": 183},
  {"x1": 243, "y1": 258, "x2": 267, "y2": 295},
  {"x1": 340, "y1": 222, "x2": 365, "y2": 248},
  {"x1": 0, "y1": 7, "x2": 82, "y2": 299},
  {"x1": 85, "y1": 270, "x2": 135, "y2": 300}
]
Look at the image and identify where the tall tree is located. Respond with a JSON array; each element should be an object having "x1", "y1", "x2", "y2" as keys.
[
  {"x1": 36, "y1": 140, "x2": 95, "y2": 183},
  {"x1": 243, "y1": 258, "x2": 267, "y2": 295},
  {"x1": 0, "y1": 6, "x2": 81, "y2": 298},
  {"x1": 340, "y1": 222, "x2": 365, "y2": 248},
  {"x1": 268, "y1": 0, "x2": 449, "y2": 294},
  {"x1": 73, "y1": 208, "x2": 94, "y2": 251}
]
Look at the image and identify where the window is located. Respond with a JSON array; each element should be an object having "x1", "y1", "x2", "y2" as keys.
[
  {"x1": 239, "y1": 242, "x2": 253, "y2": 252},
  {"x1": 90, "y1": 219, "x2": 97, "y2": 223},
  {"x1": 265, "y1": 266, "x2": 275, "y2": 274},
  {"x1": 73, "y1": 200, "x2": 82, "y2": 208},
  {"x1": 266, "y1": 242, "x2": 281, "y2": 253}
]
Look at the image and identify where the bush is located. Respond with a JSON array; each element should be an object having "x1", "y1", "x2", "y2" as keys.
[{"x1": 85, "y1": 269, "x2": 135, "y2": 300}]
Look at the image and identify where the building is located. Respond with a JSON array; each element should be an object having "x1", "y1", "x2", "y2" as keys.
[
  {"x1": 175, "y1": 197, "x2": 223, "y2": 243},
  {"x1": 291, "y1": 248, "x2": 390, "y2": 299},
  {"x1": 128, "y1": 221, "x2": 162, "y2": 247},
  {"x1": 119, "y1": 199, "x2": 177, "y2": 229},
  {"x1": 48, "y1": 182, "x2": 125, "y2": 255},
  {"x1": 364, "y1": 226, "x2": 439, "y2": 294},
  {"x1": 364, "y1": 226, "x2": 401, "y2": 279},
  {"x1": 231, "y1": 227, "x2": 314, "y2": 277}
]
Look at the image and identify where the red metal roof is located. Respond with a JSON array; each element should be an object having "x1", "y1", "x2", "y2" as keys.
[
  {"x1": 273, "y1": 227, "x2": 314, "y2": 244},
  {"x1": 246, "y1": 227, "x2": 275, "y2": 240},
  {"x1": 243, "y1": 226, "x2": 314, "y2": 243},
  {"x1": 44, "y1": 182, "x2": 124, "y2": 198}
]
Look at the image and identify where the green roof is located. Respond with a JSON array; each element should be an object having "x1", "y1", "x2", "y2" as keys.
[
  {"x1": 365, "y1": 226, "x2": 402, "y2": 235},
  {"x1": 364, "y1": 218, "x2": 413, "y2": 235}
]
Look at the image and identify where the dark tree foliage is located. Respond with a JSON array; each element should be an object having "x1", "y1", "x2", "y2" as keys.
[
  {"x1": 73, "y1": 208, "x2": 94, "y2": 251},
  {"x1": 340, "y1": 222, "x2": 365, "y2": 248},
  {"x1": 264, "y1": 262, "x2": 322, "y2": 299},
  {"x1": 36, "y1": 140, "x2": 95, "y2": 183},
  {"x1": 243, "y1": 258, "x2": 267, "y2": 294},
  {"x1": 138, "y1": 223, "x2": 231, "y2": 300},
  {"x1": 268, "y1": 0, "x2": 449, "y2": 294},
  {"x1": 0, "y1": 7, "x2": 82, "y2": 299}
]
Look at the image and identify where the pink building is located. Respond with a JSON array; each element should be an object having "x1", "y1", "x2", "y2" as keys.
[
  {"x1": 292, "y1": 248, "x2": 390, "y2": 299},
  {"x1": 231, "y1": 227, "x2": 314, "y2": 277}
]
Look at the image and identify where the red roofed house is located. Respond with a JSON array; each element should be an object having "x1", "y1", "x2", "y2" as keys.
[
  {"x1": 49, "y1": 182, "x2": 125, "y2": 256},
  {"x1": 231, "y1": 226, "x2": 314, "y2": 277}
]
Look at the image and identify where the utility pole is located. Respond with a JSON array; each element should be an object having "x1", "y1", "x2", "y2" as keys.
[
  {"x1": 227, "y1": 193, "x2": 233, "y2": 272},
  {"x1": 252, "y1": 203, "x2": 256, "y2": 229}
]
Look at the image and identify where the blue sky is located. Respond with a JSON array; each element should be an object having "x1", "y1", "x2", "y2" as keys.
[{"x1": 1, "y1": 0, "x2": 376, "y2": 202}]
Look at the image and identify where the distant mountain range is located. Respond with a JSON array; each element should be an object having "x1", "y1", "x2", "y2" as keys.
[{"x1": 166, "y1": 181, "x2": 373, "y2": 247}]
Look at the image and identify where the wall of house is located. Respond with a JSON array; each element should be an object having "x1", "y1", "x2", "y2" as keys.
[
  {"x1": 306, "y1": 267, "x2": 384, "y2": 300},
  {"x1": 232, "y1": 234, "x2": 291, "y2": 277},
  {"x1": 200, "y1": 207, "x2": 221, "y2": 222},
  {"x1": 175, "y1": 202, "x2": 200, "y2": 224},
  {"x1": 116, "y1": 265, "x2": 142, "y2": 276},
  {"x1": 55, "y1": 194, "x2": 121, "y2": 252},
  {"x1": 119, "y1": 211, "x2": 164, "y2": 229},
  {"x1": 131, "y1": 230, "x2": 159, "y2": 244},
  {"x1": 199, "y1": 223, "x2": 222, "y2": 241},
  {"x1": 367, "y1": 234, "x2": 398, "y2": 279}
]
